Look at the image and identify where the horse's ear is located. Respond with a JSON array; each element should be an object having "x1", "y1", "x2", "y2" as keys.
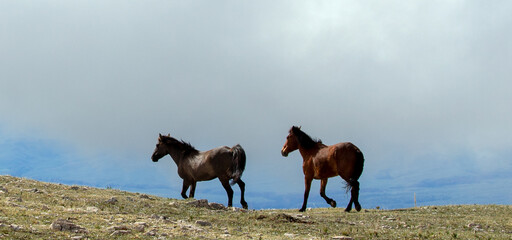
[{"x1": 167, "y1": 134, "x2": 170, "y2": 137}]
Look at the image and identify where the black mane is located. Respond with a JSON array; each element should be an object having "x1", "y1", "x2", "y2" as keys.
[
  {"x1": 291, "y1": 126, "x2": 322, "y2": 149},
  {"x1": 161, "y1": 135, "x2": 199, "y2": 157}
]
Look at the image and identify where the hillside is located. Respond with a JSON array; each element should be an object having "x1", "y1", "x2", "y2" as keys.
[{"x1": 0, "y1": 175, "x2": 511, "y2": 239}]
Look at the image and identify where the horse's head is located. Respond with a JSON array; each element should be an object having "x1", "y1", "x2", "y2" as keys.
[
  {"x1": 281, "y1": 126, "x2": 300, "y2": 157},
  {"x1": 151, "y1": 134, "x2": 170, "y2": 162}
]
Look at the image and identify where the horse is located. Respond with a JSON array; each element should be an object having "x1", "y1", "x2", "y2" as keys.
[
  {"x1": 281, "y1": 126, "x2": 364, "y2": 212},
  {"x1": 151, "y1": 134, "x2": 248, "y2": 209}
]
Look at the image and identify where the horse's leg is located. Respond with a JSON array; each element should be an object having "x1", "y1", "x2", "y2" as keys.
[
  {"x1": 344, "y1": 179, "x2": 361, "y2": 212},
  {"x1": 350, "y1": 179, "x2": 362, "y2": 212},
  {"x1": 219, "y1": 177, "x2": 234, "y2": 207},
  {"x1": 189, "y1": 181, "x2": 197, "y2": 198},
  {"x1": 320, "y1": 178, "x2": 336, "y2": 208},
  {"x1": 237, "y1": 179, "x2": 248, "y2": 209},
  {"x1": 345, "y1": 197, "x2": 354, "y2": 212},
  {"x1": 299, "y1": 177, "x2": 313, "y2": 212},
  {"x1": 181, "y1": 180, "x2": 190, "y2": 199}
]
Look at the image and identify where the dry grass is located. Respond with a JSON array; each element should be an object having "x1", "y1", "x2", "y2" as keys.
[{"x1": 1, "y1": 175, "x2": 511, "y2": 239}]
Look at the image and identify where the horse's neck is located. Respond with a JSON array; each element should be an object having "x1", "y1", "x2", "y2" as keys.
[
  {"x1": 298, "y1": 148, "x2": 315, "y2": 160},
  {"x1": 167, "y1": 146, "x2": 200, "y2": 167},
  {"x1": 166, "y1": 146, "x2": 183, "y2": 165},
  {"x1": 298, "y1": 144, "x2": 324, "y2": 160}
]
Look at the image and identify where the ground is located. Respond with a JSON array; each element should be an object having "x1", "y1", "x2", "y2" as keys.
[{"x1": 1, "y1": 175, "x2": 511, "y2": 239}]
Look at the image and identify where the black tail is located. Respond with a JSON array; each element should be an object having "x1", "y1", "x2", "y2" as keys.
[
  {"x1": 345, "y1": 178, "x2": 359, "y2": 193},
  {"x1": 344, "y1": 150, "x2": 365, "y2": 193},
  {"x1": 354, "y1": 149, "x2": 364, "y2": 179},
  {"x1": 230, "y1": 144, "x2": 246, "y2": 185}
]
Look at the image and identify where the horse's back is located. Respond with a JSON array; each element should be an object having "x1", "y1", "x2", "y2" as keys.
[
  {"x1": 183, "y1": 147, "x2": 229, "y2": 181},
  {"x1": 205, "y1": 146, "x2": 234, "y2": 172},
  {"x1": 205, "y1": 146, "x2": 231, "y2": 156},
  {"x1": 203, "y1": 146, "x2": 232, "y2": 165},
  {"x1": 331, "y1": 142, "x2": 364, "y2": 181}
]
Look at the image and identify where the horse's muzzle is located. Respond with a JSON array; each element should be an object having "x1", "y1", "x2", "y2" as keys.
[{"x1": 281, "y1": 149, "x2": 288, "y2": 157}]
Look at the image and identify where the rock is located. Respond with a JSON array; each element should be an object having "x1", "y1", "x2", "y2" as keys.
[
  {"x1": 468, "y1": 223, "x2": 483, "y2": 231},
  {"x1": 10, "y1": 224, "x2": 22, "y2": 231},
  {"x1": 273, "y1": 213, "x2": 311, "y2": 223},
  {"x1": 133, "y1": 222, "x2": 147, "y2": 232},
  {"x1": 105, "y1": 197, "x2": 118, "y2": 204},
  {"x1": 70, "y1": 236, "x2": 84, "y2": 240},
  {"x1": 150, "y1": 214, "x2": 169, "y2": 220},
  {"x1": 62, "y1": 196, "x2": 73, "y2": 201},
  {"x1": 7, "y1": 197, "x2": 22, "y2": 202},
  {"x1": 208, "y1": 202, "x2": 227, "y2": 210},
  {"x1": 50, "y1": 219, "x2": 87, "y2": 233},
  {"x1": 284, "y1": 233, "x2": 297, "y2": 238},
  {"x1": 195, "y1": 220, "x2": 212, "y2": 227},
  {"x1": 111, "y1": 230, "x2": 131, "y2": 236},
  {"x1": 25, "y1": 188, "x2": 42, "y2": 193},
  {"x1": 230, "y1": 207, "x2": 248, "y2": 212},
  {"x1": 70, "y1": 186, "x2": 80, "y2": 190},
  {"x1": 187, "y1": 199, "x2": 209, "y2": 208},
  {"x1": 86, "y1": 206, "x2": 99, "y2": 213},
  {"x1": 107, "y1": 225, "x2": 129, "y2": 232},
  {"x1": 133, "y1": 225, "x2": 145, "y2": 232},
  {"x1": 332, "y1": 236, "x2": 353, "y2": 240},
  {"x1": 145, "y1": 229, "x2": 158, "y2": 236},
  {"x1": 140, "y1": 194, "x2": 153, "y2": 200},
  {"x1": 295, "y1": 214, "x2": 311, "y2": 220}
]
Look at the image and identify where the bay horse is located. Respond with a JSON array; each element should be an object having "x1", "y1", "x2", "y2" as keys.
[
  {"x1": 281, "y1": 126, "x2": 364, "y2": 212},
  {"x1": 151, "y1": 134, "x2": 248, "y2": 209}
]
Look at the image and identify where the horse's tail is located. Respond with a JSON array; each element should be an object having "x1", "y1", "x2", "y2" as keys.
[
  {"x1": 345, "y1": 149, "x2": 365, "y2": 193},
  {"x1": 354, "y1": 149, "x2": 364, "y2": 179},
  {"x1": 230, "y1": 144, "x2": 246, "y2": 185}
]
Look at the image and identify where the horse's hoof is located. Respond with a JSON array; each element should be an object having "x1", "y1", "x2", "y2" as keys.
[
  {"x1": 355, "y1": 203, "x2": 362, "y2": 212},
  {"x1": 330, "y1": 200, "x2": 337, "y2": 208},
  {"x1": 344, "y1": 208, "x2": 352, "y2": 212},
  {"x1": 242, "y1": 203, "x2": 248, "y2": 209},
  {"x1": 299, "y1": 208, "x2": 306, "y2": 212}
]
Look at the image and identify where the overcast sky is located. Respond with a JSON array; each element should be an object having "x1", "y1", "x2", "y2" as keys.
[{"x1": 1, "y1": 1, "x2": 511, "y2": 209}]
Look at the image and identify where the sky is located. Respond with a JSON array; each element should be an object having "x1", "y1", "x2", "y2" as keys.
[{"x1": 1, "y1": 1, "x2": 511, "y2": 210}]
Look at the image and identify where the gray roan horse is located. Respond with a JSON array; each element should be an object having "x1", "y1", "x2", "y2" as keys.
[{"x1": 151, "y1": 134, "x2": 248, "y2": 209}]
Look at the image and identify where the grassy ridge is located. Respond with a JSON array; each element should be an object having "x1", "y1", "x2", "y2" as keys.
[{"x1": 1, "y1": 175, "x2": 511, "y2": 239}]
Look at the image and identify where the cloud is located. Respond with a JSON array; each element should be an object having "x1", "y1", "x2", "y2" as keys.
[{"x1": 1, "y1": 1, "x2": 512, "y2": 209}]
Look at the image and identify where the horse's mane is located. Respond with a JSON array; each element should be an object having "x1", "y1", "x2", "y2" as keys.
[
  {"x1": 161, "y1": 135, "x2": 199, "y2": 157},
  {"x1": 291, "y1": 126, "x2": 322, "y2": 149}
]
